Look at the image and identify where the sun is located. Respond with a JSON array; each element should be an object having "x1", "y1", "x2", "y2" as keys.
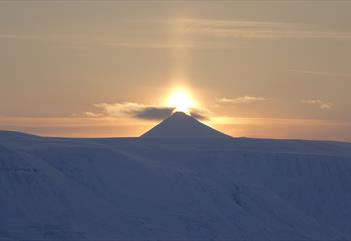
[{"x1": 167, "y1": 88, "x2": 194, "y2": 114}]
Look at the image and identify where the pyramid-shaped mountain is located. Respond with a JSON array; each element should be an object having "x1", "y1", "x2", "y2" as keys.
[{"x1": 140, "y1": 111, "x2": 231, "y2": 138}]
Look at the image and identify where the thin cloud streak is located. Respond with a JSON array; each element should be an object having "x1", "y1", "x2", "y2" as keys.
[
  {"x1": 3, "y1": 17, "x2": 350, "y2": 51},
  {"x1": 1, "y1": 115, "x2": 350, "y2": 141},
  {"x1": 103, "y1": 41, "x2": 248, "y2": 49},
  {"x1": 176, "y1": 18, "x2": 351, "y2": 39},
  {"x1": 290, "y1": 69, "x2": 351, "y2": 78},
  {"x1": 218, "y1": 96, "x2": 268, "y2": 104},
  {"x1": 301, "y1": 99, "x2": 332, "y2": 110},
  {"x1": 0, "y1": 116, "x2": 150, "y2": 138},
  {"x1": 210, "y1": 116, "x2": 351, "y2": 141},
  {"x1": 0, "y1": 34, "x2": 48, "y2": 40},
  {"x1": 211, "y1": 116, "x2": 348, "y2": 126},
  {"x1": 0, "y1": 33, "x2": 248, "y2": 49}
]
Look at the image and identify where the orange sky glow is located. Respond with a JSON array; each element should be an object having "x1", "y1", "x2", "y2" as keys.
[{"x1": 0, "y1": 1, "x2": 351, "y2": 141}]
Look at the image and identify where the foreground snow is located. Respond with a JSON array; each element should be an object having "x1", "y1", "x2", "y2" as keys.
[{"x1": 1, "y1": 131, "x2": 351, "y2": 240}]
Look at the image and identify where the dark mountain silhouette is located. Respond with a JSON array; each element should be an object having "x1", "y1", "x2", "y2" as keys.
[{"x1": 140, "y1": 111, "x2": 231, "y2": 138}]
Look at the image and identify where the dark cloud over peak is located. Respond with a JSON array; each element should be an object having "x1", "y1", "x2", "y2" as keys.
[
  {"x1": 190, "y1": 110, "x2": 209, "y2": 121},
  {"x1": 86, "y1": 102, "x2": 210, "y2": 121},
  {"x1": 131, "y1": 107, "x2": 175, "y2": 120}
]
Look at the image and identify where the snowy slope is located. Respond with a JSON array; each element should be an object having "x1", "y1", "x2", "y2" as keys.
[{"x1": 1, "y1": 131, "x2": 351, "y2": 240}]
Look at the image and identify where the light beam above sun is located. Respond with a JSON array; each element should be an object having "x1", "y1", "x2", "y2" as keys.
[{"x1": 167, "y1": 88, "x2": 195, "y2": 114}]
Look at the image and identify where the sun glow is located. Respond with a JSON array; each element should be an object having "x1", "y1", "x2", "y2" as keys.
[{"x1": 167, "y1": 88, "x2": 195, "y2": 114}]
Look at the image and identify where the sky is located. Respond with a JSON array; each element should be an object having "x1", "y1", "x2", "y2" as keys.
[{"x1": 0, "y1": 1, "x2": 351, "y2": 141}]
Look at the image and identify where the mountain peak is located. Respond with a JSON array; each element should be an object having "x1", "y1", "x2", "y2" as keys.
[
  {"x1": 140, "y1": 111, "x2": 231, "y2": 139},
  {"x1": 166, "y1": 111, "x2": 188, "y2": 119}
]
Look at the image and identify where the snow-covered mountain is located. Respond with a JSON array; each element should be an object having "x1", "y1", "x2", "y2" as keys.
[{"x1": 1, "y1": 123, "x2": 351, "y2": 240}]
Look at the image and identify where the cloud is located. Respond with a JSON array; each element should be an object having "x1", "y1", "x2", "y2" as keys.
[
  {"x1": 84, "y1": 112, "x2": 104, "y2": 117},
  {"x1": 103, "y1": 41, "x2": 247, "y2": 49},
  {"x1": 2, "y1": 115, "x2": 350, "y2": 140},
  {"x1": 132, "y1": 107, "x2": 175, "y2": 120},
  {"x1": 87, "y1": 102, "x2": 173, "y2": 120},
  {"x1": 218, "y1": 96, "x2": 267, "y2": 104},
  {"x1": 189, "y1": 108, "x2": 211, "y2": 121},
  {"x1": 175, "y1": 18, "x2": 351, "y2": 39},
  {"x1": 86, "y1": 102, "x2": 209, "y2": 120},
  {"x1": 0, "y1": 32, "x2": 249, "y2": 49},
  {"x1": 290, "y1": 69, "x2": 351, "y2": 78},
  {"x1": 93, "y1": 102, "x2": 146, "y2": 117},
  {"x1": 301, "y1": 99, "x2": 332, "y2": 110},
  {"x1": 0, "y1": 34, "x2": 47, "y2": 40},
  {"x1": 4, "y1": 18, "x2": 350, "y2": 51}
]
